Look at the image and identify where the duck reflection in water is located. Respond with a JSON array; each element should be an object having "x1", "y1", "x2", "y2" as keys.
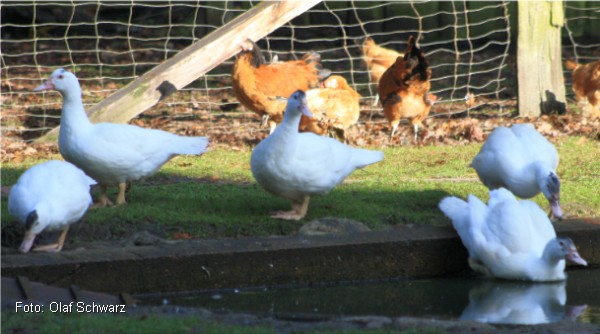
[{"x1": 460, "y1": 280, "x2": 587, "y2": 325}]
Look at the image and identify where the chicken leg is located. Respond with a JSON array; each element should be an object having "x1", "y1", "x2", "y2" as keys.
[
  {"x1": 271, "y1": 196, "x2": 310, "y2": 221},
  {"x1": 389, "y1": 122, "x2": 399, "y2": 141},
  {"x1": 413, "y1": 123, "x2": 420, "y2": 142}
]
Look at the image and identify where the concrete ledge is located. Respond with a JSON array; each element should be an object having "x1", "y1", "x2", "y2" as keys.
[{"x1": 2, "y1": 219, "x2": 599, "y2": 295}]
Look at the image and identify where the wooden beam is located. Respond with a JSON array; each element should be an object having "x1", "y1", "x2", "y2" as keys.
[{"x1": 35, "y1": 0, "x2": 322, "y2": 143}]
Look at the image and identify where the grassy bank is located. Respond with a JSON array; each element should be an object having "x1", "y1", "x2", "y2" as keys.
[
  {"x1": 2, "y1": 310, "x2": 446, "y2": 334},
  {"x1": 1, "y1": 137, "x2": 599, "y2": 242},
  {"x1": 1, "y1": 311, "x2": 271, "y2": 334}
]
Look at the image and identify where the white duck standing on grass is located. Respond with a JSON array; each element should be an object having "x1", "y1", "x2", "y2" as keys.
[
  {"x1": 439, "y1": 188, "x2": 587, "y2": 282},
  {"x1": 8, "y1": 160, "x2": 96, "y2": 253},
  {"x1": 470, "y1": 123, "x2": 563, "y2": 219},
  {"x1": 251, "y1": 90, "x2": 384, "y2": 220},
  {"x1": 34, "y1": 69, "x2": 209, "y2": 207}
]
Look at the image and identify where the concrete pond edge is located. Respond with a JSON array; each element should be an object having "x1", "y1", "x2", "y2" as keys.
[{"x1": 2, "y1": 219, "x2": 599, "y2": 295}]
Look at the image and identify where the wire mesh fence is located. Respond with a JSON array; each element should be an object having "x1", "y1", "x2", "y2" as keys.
[{"x1": 1, "y1": 1, "x2": 599, "y2": 144}]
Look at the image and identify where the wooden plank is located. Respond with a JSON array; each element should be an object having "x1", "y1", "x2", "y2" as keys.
[{"x1": 35, "y1": 0, "x2": 322, "y2": 143}]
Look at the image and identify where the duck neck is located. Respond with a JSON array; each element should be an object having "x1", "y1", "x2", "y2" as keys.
[
  {"x1": 59, "y1": 86, "x2": 92, "y2": 135},
  {"x1": 542, "y1": 240, "x2": 563, "y2": 267},
  {"x1": 279, "y1": 109, "x2": 302, "y2": 134},
  {"x1": 31, "y1": 202, "x2": 52, "y2": 234},
  {"x1": 521, "y1": 240, "x2": 566, "y2": 281},
  {"x1": 533, "y1": 161, "x2": 554, "y2": 196},
  {"x1": 266, "y1": 109, "x2": 302, "y2": 154}
]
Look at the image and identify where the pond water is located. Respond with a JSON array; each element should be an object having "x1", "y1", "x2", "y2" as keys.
[{"x1": 138, "y1": 267, "x2": 600, "y2": 326}]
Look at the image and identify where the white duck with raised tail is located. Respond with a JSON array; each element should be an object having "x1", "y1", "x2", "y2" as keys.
[
  {"x1": 471, "y1": 123, "x2": 562, "y2": 219},
  {"x1": 9, "y1": 160, "x2": 96, "y2": 253},
  {"x1": 439, "y1": 188, "x2": 587, "y2": 282},
  {"x1": 34, "y1": 69, "x2": 209, "y2": 207},
  {"x1": 251, "y1": 90, "x2": 383, "y2": 220}
]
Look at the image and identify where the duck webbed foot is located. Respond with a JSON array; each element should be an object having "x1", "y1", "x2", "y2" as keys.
[
  {"x1": 32, "y1": 227, "x2": 69, "y2": 253},
  {"x1": 91, "y1": 185, "x2": 114, "y2": 208},
  {"x1": 271, "y1": 196, "x2": 310, "y2": 221}
]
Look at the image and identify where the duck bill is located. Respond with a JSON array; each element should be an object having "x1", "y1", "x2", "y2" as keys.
[
  {"x1": 19, "y1": 231, "x2": 37, "y2": 253},
  {"x1": 550, "y1": 198, "x2": 563, "y2": 219},
  {"x1": 567, "y1": 249, "x2": 588, "y2": 266},
  {"x1": 300, "y1": 102, "x2": 313, "y2": 118},
  {"x1": 33, "y1": 80, "x2": 54, "y2": 92},
  {"x1": 567, "y1": 304, "x2": 588, "y2": 319}
]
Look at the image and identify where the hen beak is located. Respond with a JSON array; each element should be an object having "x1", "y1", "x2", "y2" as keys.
[
  {"x1": 33, "y1": 80, "x2": 54, "y2": 92},
  {"x1": 19, "y1": 231, "x2": 37, "y2": 253}
]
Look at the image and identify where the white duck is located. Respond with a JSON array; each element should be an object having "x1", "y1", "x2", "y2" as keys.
[
  {"x1": 8, "y1": 160, "x2": 96, "y2": 253},
  {"x1": 251, "y1": 90, "x2": 384, "y2": 220},
  {"x1": 34, "y1": 69, "x2": 209, "y2": 207},
  {"x1": 438, "y1": 188, "x2": 587, "y2": 282},
  {"x1": 471, "y1": 123, "x2": 563, "y2": 219}
]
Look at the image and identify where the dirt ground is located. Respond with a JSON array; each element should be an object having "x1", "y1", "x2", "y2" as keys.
[{"x1": 2, "y1": 95, "x2": 599, "y2": 165}]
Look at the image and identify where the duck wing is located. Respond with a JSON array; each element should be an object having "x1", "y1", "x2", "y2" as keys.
[{"x1": 288, "y1": 132, "x2": 383, "y2": 192}]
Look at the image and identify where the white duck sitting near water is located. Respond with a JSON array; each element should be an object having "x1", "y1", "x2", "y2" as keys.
[
  {"x1": 34, "y1": 69, "x2": 209, "y2": 207},
  {"x1": 251, "y1": 90, "x2": 383, "y2": 220},
  {"x1": 9, "y1": 160, "x2": 96, "y2": 253},
  {"x1": 470, "y1": 123, "x2": 563, "y2": 219},
  {"x1": 439, "y1": 188, "x2": 587, "y2": 282}
]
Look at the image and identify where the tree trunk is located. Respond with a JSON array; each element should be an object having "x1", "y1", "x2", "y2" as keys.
[{"x1": 517, "y1": 1, "x2": 566, "y2": 117}]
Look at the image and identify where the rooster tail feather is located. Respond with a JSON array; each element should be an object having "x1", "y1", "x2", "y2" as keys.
[{"x1": 247, "y1": 39, "x2": 266, "y2": 68}]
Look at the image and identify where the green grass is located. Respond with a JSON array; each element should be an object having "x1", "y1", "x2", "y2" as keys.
[
  {"x1": 1, "y1": 137, "x2": 599, "y2": 241},
  {"x1": 1, "y1": 310, "x2": 446, "y2": 334},
  {"x1": 1, "y1": 311, "x2": 274, "y2": 334}
]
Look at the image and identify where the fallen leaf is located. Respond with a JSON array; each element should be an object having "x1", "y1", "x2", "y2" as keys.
[{"x1": 173, "y1": 232, "x2": 192, "y2": 240}]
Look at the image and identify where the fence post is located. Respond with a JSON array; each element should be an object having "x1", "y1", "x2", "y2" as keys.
[{"x1": 517, "y1": 0, "x2": 566, "y2": 117}]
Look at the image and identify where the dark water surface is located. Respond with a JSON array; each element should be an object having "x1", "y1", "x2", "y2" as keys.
[{"x1": 138, "y1": 267, "x2": 600, "y2": 325}]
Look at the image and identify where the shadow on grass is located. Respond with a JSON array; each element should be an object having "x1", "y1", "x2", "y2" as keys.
[{"x1": 1, "y1": 164, "x2": 452, "y2": 252}]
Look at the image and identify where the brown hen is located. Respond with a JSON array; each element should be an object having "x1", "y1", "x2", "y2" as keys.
[
  {"x1": 232, "y1": 39, "x2": 331, "y2": 133},
  {"x1": 362, "y1": 37, "x2": 403, "y2": 106},
  {"x1": 299, "y1": 75, "x2": 361, "y2": 141},
  {"x1": 362, "y1": 37, "x2": 403, "y2": 88},
  {"x1": 565, "y1": 59, "x2": 600, "y2": 119},
  {"x1": 377, "y1": 35, "x2": 433, "y2": 141}
]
